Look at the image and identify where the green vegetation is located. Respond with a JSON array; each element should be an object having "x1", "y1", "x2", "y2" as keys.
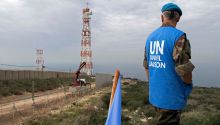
[
  {"x1": 0, "y1": 74, "x2": 94, "y2": 97},
  {"x1": 0, "y1": 78, "x2": 72, "y2": 97},
  {"x1": 181, "y1": 87, "x2": 220, "y2": 125},
  {"x1": 27, "y1": 89, "x2": 110, "y2": 125},
  {"x1": 26, "y1": 80, "x2": 220, "y2": 125}
]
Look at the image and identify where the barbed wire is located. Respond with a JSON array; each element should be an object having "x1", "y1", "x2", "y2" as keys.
[
  {"x1": 0, "y1": 63, "x2": 37, "y2": 68},
  {"x1": 0, "y1": 63, "x2": 73, "y2": 72}
]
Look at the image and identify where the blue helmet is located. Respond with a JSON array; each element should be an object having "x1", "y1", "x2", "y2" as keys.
[{"x1": 161, "y1": 3, "x2": 182, "y2": 16}]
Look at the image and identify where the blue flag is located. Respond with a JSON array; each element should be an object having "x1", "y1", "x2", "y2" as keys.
[{"x1": 105, "y1": 75, "x2": 121, "y2": 125}]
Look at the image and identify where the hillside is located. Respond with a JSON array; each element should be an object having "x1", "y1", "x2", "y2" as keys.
[{"x1": 26, "y1": 80, "x2": 220, "y2": 125}]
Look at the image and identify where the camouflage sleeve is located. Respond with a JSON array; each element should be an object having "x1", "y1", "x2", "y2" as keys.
[
  {"x1": 143, "y1": 46, "x2": 148, "y2": 69},
  {"x1": 173, "y1": 34, "x2": 195, "y2": 84}
]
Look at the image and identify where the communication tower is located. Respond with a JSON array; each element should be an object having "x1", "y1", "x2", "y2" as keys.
[
  {"x1": 80, "y1": 3, "x2": 93, "y2": 75},
  {"x1": 36, "y1": 49, "x2": 44, "y2": 71}
]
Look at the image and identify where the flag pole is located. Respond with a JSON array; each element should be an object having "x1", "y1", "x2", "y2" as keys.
[
  {"x1": 109, "y1": 69, "x2": 120, "y2": 106},
  {"x1": 105, "y1": 69, "x2": 122, "y2": 125}
]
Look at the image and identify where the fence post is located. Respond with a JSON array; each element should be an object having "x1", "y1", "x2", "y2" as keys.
[
  {"x1": 32, "y1": 81, "x2": 35, "y2": 115},
  {"x1": 64, "y1": 84, "x2": 66, "y2": 97},
  {"x1": 12, "y1": 103, "x2": 16, "y2": 125},
  {"x1": 4, "y1": 70, "x2": 6, "y2": 81},
  {"x1": 47, "y1": 89, "x2": 49, "y2": 107},
  {"x1": 0, "y1": 103, "x2": 1, "y2": 114}
]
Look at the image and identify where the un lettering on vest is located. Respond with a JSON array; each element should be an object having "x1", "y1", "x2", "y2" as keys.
[{"x1": 149, "y1": 40, "x2": 166, "y2": 69}]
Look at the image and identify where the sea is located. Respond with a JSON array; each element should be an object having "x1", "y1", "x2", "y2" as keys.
[
  {"x1": 93, "y1": 63, "x2": 220, "y2": 88},
  {"x1": 1, "y1": 62, "x2": 219, "y2": 88}
]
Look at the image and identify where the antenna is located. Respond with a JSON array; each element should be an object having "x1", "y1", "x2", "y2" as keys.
[
  {"x1": 86, "y1": 2, "x2": 89, "y2": 8},
  {"x1": 85, "y1": 0, "x2": 90, "y2": 7}
]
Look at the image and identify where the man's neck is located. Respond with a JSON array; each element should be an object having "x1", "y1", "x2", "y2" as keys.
[{"x1": 162, "y1": 22, "x2": 176, "y2": 27}]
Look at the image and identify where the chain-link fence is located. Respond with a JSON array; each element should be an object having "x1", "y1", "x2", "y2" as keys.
[{"x1": 0, "y1": 82, "x2": 96, "y2": 125}]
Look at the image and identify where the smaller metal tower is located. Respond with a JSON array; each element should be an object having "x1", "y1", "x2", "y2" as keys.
[
  {"x1": 36, "y1": 49, "x2": 44, "y2": 71},
  {"x1": 80, "y1": 3, "x2": 93, "y2": 75}
]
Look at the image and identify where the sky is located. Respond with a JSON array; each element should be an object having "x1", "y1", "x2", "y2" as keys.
[{"x1": 0, "y1": 0, "x2": 220, "y2": 86}]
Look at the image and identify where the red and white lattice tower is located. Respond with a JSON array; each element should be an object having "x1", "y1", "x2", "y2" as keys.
[
  {"x1": 80, "y1": 3, "x2": 93, "y2": 75},
  {"x1": 36, "y1": 49, "x2": 44, "y2": 71}
]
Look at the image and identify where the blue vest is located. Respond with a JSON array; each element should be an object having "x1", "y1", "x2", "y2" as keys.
[{"x1": 145, "y1": 26, "x2": 192, "y2": 110}]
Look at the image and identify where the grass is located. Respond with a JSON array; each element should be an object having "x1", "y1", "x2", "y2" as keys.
[
  {"x1": 27, "y1": 90, "x2": 109, "y2": 125},
  {"x1": 0, "y1": 78, "x2": 72, "y2": 97},
  {"x1": 0, "y1": 75, "x2": 94, "y2": 97},
  {"x1": 181, "y1": 87, "x2": 220, "y2": 125},
  {"x1": 180, "y1": 111, "x2": 220, "y2": 125},
  {"x1": 25, "y1": 80, "x2": 220, "y2": 125}
]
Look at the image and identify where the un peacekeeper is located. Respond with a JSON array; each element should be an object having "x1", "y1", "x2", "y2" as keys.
[{"x1": 143, "y1": 3, "x2": 195, "y2": 125}]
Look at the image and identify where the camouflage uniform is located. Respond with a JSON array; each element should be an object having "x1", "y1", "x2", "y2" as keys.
[{"x1": 155, "y1": 107, "x2": 181, "y2": 125}]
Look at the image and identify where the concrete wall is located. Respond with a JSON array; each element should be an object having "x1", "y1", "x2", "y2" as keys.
[
  {"x1": 0, "y1": 70, "x2": 73, "y2": 81},
  {"x1": 95, "y1": 73, "x2": 113, "y2": 89}
]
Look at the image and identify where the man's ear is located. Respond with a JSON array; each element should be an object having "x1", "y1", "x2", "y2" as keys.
[
  {"x1": 176, "y1": 17, "x2": 180, "y2": 22},
  {"x1": 161, "y1": 14, "x2": 164, "y2": 22}
]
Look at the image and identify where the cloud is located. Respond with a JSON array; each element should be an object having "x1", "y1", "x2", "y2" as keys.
[
  {"x1": 0, "y1": 0, "x2": 220, "y2": 67},
  {"x1": 0, "y1": 0, "x2": 83, "y2": 64}
]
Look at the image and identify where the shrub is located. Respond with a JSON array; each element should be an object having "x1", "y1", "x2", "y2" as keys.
[
  {"x1": 100, "y1": 93, "x2": 111, "y2": 109},
  {"x1": 181, "y1": 111, "x2": 220, "y2": 125},
  {"x1": 0, "y1": 78, "x2": 73, "y2": 97}
]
